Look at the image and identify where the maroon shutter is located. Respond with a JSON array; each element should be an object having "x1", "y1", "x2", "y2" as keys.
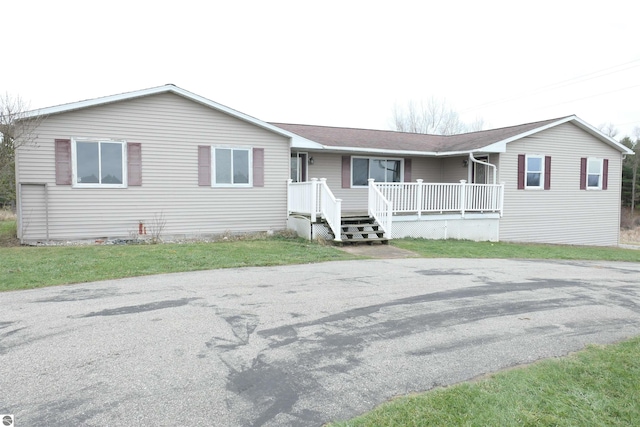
[
  {"x1": 253, "y1": 148, "x2": 264, "y2": 187},
  {"x1": 544, "y1": 156, "x2": 551, "y2": 190},
  {"x1": 55, "y1": 139, "x2": 72, "y2": 185},
  {"x1": 517, "y1": 154, "x2": 525, "y2": 189},
  {"x1": 404, "y1": 158, "x2": 412, "y2": 182},
  {"x1": 342, "y1": 156, "x2": 350, "y2": 188},
  {"x1": 198, "y1": 145, "x2": 211, "y2": 186},
  {"x1": 580, "y1": 157, "x2": 587, "y2": 190},
  {"x1": 602, "y1": 159, "x2": 609, "y2": 190},
  {"x1": 127, "y1": 143, "x2": 142, "y2": 186}
]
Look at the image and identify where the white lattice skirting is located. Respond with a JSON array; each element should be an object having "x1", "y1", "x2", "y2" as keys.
[
  {"x1": 391, "y1": 215, "x2": 499, "y2": 241},
  {"x1": 288, "y1": 214, "x2": 500, "y2": 242}
]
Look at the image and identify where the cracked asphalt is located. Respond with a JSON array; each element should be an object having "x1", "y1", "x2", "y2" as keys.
[{"x1": 1, "y1": 258, "x2": 640, "y2": 426}]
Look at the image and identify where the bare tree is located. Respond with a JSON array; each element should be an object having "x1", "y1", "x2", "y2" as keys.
[
  {"x1": 0, "y1": 93, "x2": 43, "y2": 206},
  {"x1": 598, "y1": 122, "x2": 619, "y2": 139},
  {"x1": 391, "y1": 97, "x2": 484, "y2": 135}
]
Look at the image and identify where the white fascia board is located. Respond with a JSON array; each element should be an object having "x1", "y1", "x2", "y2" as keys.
[
  {"x1": 470, "y1": 141, "x2": 508, "y2": 153},
  {"x1": 482, "y1": 116, "x2": 578, "y2": 148},
  {"x1": 20, "y1": 84, "x2": 313, "y2": 145},
  {"x1": 290, "y1": 137, "x2": 325, "y2": 149},
  {"x1": 474, "y1": 115, "x2": 634, "y2": 155},
  {"x1": 569, "y1": 116, "x2": 634, "y2": 154},
  {"x1": 317, "y1": 146, "x2": 438, "y2": 156},
  {"x1": 21, "y1": 85, "x2": 173, "y2": 119}
]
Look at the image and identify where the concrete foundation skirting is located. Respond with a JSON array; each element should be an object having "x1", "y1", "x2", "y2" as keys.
[
  {"x1": 288, "y1": 215, "x2": 500, "y2": 242},
  {"x1": 286, "y1": 216, "x2": 312, "y2": 240}
]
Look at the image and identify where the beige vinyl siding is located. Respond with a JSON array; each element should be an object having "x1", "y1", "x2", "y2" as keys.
[
  {"x1": 306, "y1": 154, "x2": 460, "y2": 212},
  {"x1": 498, "y1": 122, "x2": 622, "y2": 246},
  {"x1": 411, "y1": 157, "x2": 442, "y2": 182},
  {"x1": 440, "y1": 156, "x2": 469, "y2": 183},
  {"x1": 16, "y1": 92, "x2": 290, "y2": 241},
  {"x1": 307, "y1": 152, "x2": 368, "y2": 212},
  {"x1": 19, "y1": 184, "x2": 48, "y2": 240}
]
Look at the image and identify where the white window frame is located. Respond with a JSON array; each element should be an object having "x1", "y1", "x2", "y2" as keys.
[
  {"x1": 211, "y1": 146, "x2": 253, "y2": 187},
  {"x1": 525, "y1": 154, "x2": 544, "y2": 190},
  {"x1": 587, "y1": 157, "x2": 603, "y2": 190},
  {"x1": 351, "y1": 156, "x2": 404, "y2": 188},
  {"x1": 71, "y1": 138, "x2": 127, "y2": 188}
]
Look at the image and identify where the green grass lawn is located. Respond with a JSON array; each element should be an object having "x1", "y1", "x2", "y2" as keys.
[
  {"x1": 393, "y1": 238, "x2": 640, "y2": 263},
  {"x1": 2, "y1": 224, "x2": 640, "y2": 292},
  {"x1": 331, "y1": 337, "x2": 640, "y2": 427},
  {"x1": 0, "y1": 237, "x2": 358, "y2": 292},
  {"x1": 0, "y1": 219, "x2": 18, "y2": 246}
]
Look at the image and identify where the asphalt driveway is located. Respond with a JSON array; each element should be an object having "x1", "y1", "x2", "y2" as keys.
[{"x1": 2, "y1": 258, "x2": 640, "y2": 426}]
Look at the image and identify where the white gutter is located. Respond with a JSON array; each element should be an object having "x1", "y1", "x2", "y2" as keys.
[{"x1": 468, "y1": 153, "x2": 497, "y2": 184}]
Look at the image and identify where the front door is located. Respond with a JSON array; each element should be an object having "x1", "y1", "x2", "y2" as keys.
[
  {"x1": 290, "y1": 152, "x2": 308, "y2": 182},
  {"x1": 472, "y1": 156, "x2": 489, "y2": 184}
]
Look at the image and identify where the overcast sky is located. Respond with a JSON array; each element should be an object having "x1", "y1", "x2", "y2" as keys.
[{"x1": 3, "y1": 0, "x2": 639, "y2": 139}]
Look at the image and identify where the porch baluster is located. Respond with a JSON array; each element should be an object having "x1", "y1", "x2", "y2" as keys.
[{"x1": 460, "y1": 180, "x2": 466, "y2": 217}]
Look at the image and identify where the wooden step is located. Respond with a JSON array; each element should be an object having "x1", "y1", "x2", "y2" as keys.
[
  {"x1": 341, "y1": 218, "x2": 376, "y2": 225},
  {"x1": 342, "y1": 231, "x2": 385, "y2": 238},
  {"x1": 340, "y1": 237, "x2": 389, "y2": 245},
  {"x1": 325, "y1": 215, "x2": 389, "y2": 245}
]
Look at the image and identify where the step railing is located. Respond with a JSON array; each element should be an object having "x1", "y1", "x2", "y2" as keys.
[
  {"x1": 367, "y1": 179, "x2": 392, "y2": 236},
  {"x1": 288, "y1": 178, "x2": 342, "y2": 241}
]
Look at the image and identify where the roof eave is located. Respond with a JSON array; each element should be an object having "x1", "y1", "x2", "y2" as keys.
[
  {"x1": 309, "y1": 145, "x2": 439, "y2": 156},
  {"x1": 20, "y1": 84, "x2": 312, "y2": 144},
  {"x1": 483, "y1": 115, "x2": 634, "y2": 155}
]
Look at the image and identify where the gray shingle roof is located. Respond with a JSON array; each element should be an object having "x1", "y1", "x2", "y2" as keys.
[{"x1": 272, "y1": 116, "x2": 571, "y2": 154}]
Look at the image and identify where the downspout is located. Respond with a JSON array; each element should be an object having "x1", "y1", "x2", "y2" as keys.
[{"x1": 468, "y1": 153, "x2": 497, "y2": 184}]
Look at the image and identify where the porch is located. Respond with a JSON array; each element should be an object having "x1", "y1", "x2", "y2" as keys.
[{"x1": 287, "y1": 179, "x2": 504, "y2": 243}]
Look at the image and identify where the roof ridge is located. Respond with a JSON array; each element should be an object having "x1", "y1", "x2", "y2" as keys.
[
  {"x1": 272, "y1": 115, "x2": 577, "y2": 137},
  {"x1": 270, "y1": 122, "x2": 442, "y2": 137}
]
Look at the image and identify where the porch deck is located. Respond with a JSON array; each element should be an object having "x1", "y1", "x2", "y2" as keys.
[{"x1": 287, "y1": 179, "x2": 504, "y2": 242}]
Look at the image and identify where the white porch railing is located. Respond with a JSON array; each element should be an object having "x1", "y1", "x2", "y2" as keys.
[
  {"x1": 287, "y1": 178, "x2": 342, "y2": 241},
  {"x1": 367, "y1": 179, "x2": 392, "y2": 236},
  {"x1": 288, "y1": 179, "x2": 504, "y2": 242},
  {"x1": 374, "y1": 179, "x2": 504, "y2": 217}
]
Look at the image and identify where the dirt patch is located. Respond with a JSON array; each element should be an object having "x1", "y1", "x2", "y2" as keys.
[
  {"x1": 0, "y1": 209, "x2": 16, "y2": 222},
  {"x1": 337, "y1": 243, "x2": 419, "y2": 259},
  {"x1": 620, "y1": 227, "x2": 640, "y2": 246}
]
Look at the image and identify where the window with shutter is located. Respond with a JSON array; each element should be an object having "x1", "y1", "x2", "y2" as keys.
[
  {"x1": 55, "y1": 139, "x2": 72, "y2": 185},
  {"x1": 70, "y1": 139, "x2": 127, "y2": 187},
  {"x1": 127, "y1": 143, "x2": 142, "y2": 186},
  {"x1": 584, "y1": 157, "x2": 608, "y2": 190}
]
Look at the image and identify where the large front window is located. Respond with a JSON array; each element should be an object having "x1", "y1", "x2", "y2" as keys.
[
  {"x1": 74, "y1": 140, "x2": 125, "y2": 187},
  {"x1": 213, "y1": 147, "x2": 251, "y2": 185},
  {"x1": 352, "y1": 157, "x2": 402, "y2": 186}
]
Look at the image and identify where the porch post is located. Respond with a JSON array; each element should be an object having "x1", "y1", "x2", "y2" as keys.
[
  {"x1": 310, "y1": 178, "x2": 318, "y2": 222},
  {"x1": 459, "y1": 179, "x2": 466, "y2": 217},
  {"x1": 287, "y1": 179, "x2": 293, "y2": 215},
  {"x1": 416, "y1": 179, "x2": 423, "y2": 218}
]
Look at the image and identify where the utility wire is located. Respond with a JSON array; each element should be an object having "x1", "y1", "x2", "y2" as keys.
[
  {"x1": 460, "y1": 58, "x2": 640, "y2": 113},
  {"x1": 533, "y1": 83, "x2": 640, "y2": 110}
]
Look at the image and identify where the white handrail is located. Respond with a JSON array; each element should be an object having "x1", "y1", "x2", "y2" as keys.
[
  {"x1": 287, "y1": 178, "x2": 342, "y2": 241},
  {"x1": 368, "y1": 179, "x2": 392, "y2": 236},
  {"x1": 319, "y1": 178, "x2": 342, "y2": 241}
]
